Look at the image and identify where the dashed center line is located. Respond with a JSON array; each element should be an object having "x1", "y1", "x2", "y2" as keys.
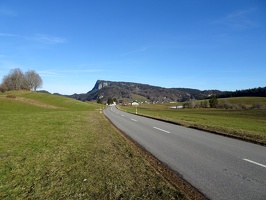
[
  {"x1": 121, "y1": 115, "x2": 124, "y2": 117},
  {"x1": 131, "y1": 118, "x2": 137, "y2": 122},
  {"x1": 243, "y1": 159, "x2": 266, "y2": 168},
  {"x1": 153, "y1": 127, "x2": 170, "y2": 133}
]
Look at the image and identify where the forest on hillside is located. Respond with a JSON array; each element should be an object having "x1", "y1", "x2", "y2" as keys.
[{"x1": 217, "y1": 87, "x2": 266, "y2": 98}]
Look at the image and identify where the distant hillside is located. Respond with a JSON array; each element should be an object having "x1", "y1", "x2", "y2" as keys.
[
  {"x1": 218, "y1": 87, "x2": 266, "y2": 98},
  {"x1": 69, "y1": 80, "x2": 224, "y2": 102}
]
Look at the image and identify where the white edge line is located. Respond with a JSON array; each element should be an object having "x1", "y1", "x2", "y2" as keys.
[
  {"x1": 243, "y1": 159, "x2": 266, "y2": 168},
  {"x1": 131, "y1": 118, "x2": 137, "y2": 122},
  {"x1": 153, "y1": 127, "x2": 170, "y2": 134}
]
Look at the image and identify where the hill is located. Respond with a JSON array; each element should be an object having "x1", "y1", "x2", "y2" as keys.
[
  {"x1": 69, "y1": 80, "x2": 224, "y2": 102},
  {"x1": 0, "y1": 91, "x2": 96, "y2": 112}
]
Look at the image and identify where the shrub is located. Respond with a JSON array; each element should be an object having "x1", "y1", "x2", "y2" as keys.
[
  {"x1": 218, "y1": 100, "x2": 232, "y2": 109},
  {"x1": 201, "y1": 100, "x2": 209, "y2": 108},
  {"x1": 252, "y1": 102, "x2": 266, "y2": 109},
  {"x1": 6, "y1": 95, "x2": 16, "y2": 99},
  {"x1": 238, "y1": 104, "x2": 249, "y2": 110}
]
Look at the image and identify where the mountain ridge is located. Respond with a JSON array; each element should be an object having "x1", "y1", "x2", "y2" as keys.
[{"x1": 69, "y1": 80, "x2": 224, "y2": 102}]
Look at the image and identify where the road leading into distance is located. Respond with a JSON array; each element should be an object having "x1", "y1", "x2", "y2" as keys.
[{"x1": 104, "y1": 106, "x2": 266, "y2": 200}]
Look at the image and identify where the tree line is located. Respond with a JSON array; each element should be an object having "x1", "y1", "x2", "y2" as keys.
[
  {"x1": 218, "y1": 87, "x2": 266, "y2": 98},
  {"x1": 0, "y1": 68, "x2": 43, "y2": 92}
]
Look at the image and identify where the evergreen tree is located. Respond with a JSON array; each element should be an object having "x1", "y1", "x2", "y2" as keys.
[
  {"x1": 107, "y1": 98, "x2": 114, "y2": 105},
  {"x1": 209, "y1": 95, "x2": 218, "y2": 108}
]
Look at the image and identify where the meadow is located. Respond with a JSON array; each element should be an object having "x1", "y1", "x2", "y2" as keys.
[
  {"x1": 120, "y1": 97, "x2": 266, "y2": 145},
  {"x1": 0, "y1": 92, "x2": 183, "y2": 199}
]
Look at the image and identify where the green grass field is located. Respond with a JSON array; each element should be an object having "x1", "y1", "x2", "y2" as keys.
[
  {"x1": 120, "y1": 97, "x2": 266, "y2": 145},
  {"x1": 0, "y1": 92, "x2": 183, "y2": 199}
]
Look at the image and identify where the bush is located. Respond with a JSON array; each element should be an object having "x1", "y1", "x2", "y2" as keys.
[
  {"x1": 229, "y1": 104, "x2": 249, "y2": 110},
  {"x1": 218, "y1": 100, "x2": 232, "y2": 109},
  {"x1": 183, "y1": 100, "x2": 200, "y2": 108},
  {"x1": 238, "y1": 104, "x2": 249, "y2": 110},
  {"x1": 6, "y1": 95, "x2": 16, "y2": 99},
  {"x1": 252, "y1": 102, "x2": 266, "y2": 109},
  {"x1": 201, "y1": 100, "x2": 209, "y2": 108}
]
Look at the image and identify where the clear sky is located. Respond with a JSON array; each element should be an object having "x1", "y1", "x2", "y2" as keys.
[{"x1": 0, "y1": 0, "x2": 265, "y2": 95}]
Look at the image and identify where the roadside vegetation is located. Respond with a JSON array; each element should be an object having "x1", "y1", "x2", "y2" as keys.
[
  {"x1": 0, "y1": 91, "x2": 183, "y2": 199},
  {"x1": 119, "y1": 97, "x2": 266, "y2": 145}
]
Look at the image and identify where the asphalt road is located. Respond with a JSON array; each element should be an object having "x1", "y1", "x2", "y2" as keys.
[{"x1": 103, "y1": 106, "x2": 266, "y2": 200}]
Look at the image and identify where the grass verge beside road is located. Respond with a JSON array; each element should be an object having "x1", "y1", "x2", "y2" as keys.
[
  {"x1": 0, "y1": 92, "x2": 184, "y2": 199},
  {"x1": 119, "y1": 102, "x2": 266, "y2": 145}
]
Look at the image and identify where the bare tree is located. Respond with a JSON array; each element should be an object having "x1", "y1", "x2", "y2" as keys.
[
  {"x1": 1, "y1": 68, "x2": 43, "y2": 92},
  {"x1": 2, "y1": 68, "x2": 25, "y2": 90},
  {"x1": 2, "y1": 75, "x2": 12, "y2": 91},
  {"x1": 0, "y1": 82, "x2": 8, "y2": 92},
  {"x1": 13, "y1": 68, "x2": 26, "y2": 90},
  {"x1": 24, "y1": 70, "x2": 43, "y2": 91}
]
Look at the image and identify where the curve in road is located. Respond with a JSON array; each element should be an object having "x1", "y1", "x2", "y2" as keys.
[{"x1": 104, "y1": 106, "x2": 266, "y2": 200}]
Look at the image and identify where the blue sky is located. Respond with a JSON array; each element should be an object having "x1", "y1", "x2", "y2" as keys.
[{"x1": 0, "y1": 0, "x2": 265, "y2": 95}]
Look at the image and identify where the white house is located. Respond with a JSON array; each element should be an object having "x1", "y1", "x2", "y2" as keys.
[
  {"x1": 131, "y1": 102, "x2": 139, "y2": 106},
  {"x1": 170, "y1": 105, "x2": 183, "y2": 109}
]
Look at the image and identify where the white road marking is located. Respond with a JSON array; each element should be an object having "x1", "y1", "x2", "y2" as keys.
[
  {"x1": 121, "y1": 115, "x2": 124, "y2": 117},
  {"x1": 131, "y1": 118, "x2": 137, "y2": 122},
  {"x1": 153, "y1": 127, "x2": 170, "y2": 134},
  {"x1": 243, "y1": 159, "x2": 266, "y2": 168}
]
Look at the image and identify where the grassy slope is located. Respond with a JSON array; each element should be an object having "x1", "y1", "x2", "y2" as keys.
[
  {"x1": 224, "y1": 97, "x2": 266, "y2": 105},
  {"x1": 0, "y1": 92, "x2": 183, "y2": 199},
  {"x1": 120, "y1": 97, "x2": 266, "y2": 145}
]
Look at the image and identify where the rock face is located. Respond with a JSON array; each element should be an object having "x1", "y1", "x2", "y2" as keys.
[
  {"x1": 69, "y1": 80, "x2": 224, "y2": 102},
  {"x1": 93, "y1": 80, "x2": 110, "y2": 90}
]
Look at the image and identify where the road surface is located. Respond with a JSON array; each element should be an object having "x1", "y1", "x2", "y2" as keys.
[{"x1": 104, "y1": 106, "x2": 266, "y2": 200}]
